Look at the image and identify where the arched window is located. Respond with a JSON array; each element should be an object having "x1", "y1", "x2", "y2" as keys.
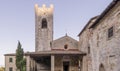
[
  {"x1": 41, "y1": 18, "x2": 47, "y2": 28},
  {"x1": 99, "y1": 64, "x2": 105, "y2": 71}
]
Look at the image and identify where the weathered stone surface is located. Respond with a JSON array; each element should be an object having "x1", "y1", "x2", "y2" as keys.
[
  {"x1": 52, "y1": 35, "x2": 78, "y2": 50},
  {"x1": 5, "y1": 56, "x2": 16, "y2": 71},
  {"x1": 5, "y1": 1, "x2": 120, "y2": 71},
  {"x1": 78, "y1": 1, "x2": 120, "y2": 71},
  {"x1": 89, "y1": 1, "x2": 120, "y2": 71},
  {"x1": 35, "y1": 4, "x2": 53, "y2": 51}
]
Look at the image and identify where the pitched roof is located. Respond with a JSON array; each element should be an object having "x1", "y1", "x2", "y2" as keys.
[
  {"x1": 53, "y1": 34, "x2": 78, "y2": 42},
  {"x1": 25, "y1": 50, "x2": 86, "y2": 56},
  {"x1": 90, "y1": 0, "x2": 120, "y2": 28},
  {"x1": 78, "y1": 16, "x2": 99, "y2": 36},
  {"x1": 4, "y1": 53, "x2": 16, "y2": 56},
  {"x1": 5, "y1": 50, "x2": 86, "y2": 56}
]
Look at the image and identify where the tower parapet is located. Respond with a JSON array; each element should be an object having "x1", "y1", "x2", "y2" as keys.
[{"x1": 35, "y1": 4, "x2": 53, "y2": 17}]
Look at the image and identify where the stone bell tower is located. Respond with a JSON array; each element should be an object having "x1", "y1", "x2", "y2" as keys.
[{"x1": 35, "y1": 4, "x2": 53, "y2": 52}]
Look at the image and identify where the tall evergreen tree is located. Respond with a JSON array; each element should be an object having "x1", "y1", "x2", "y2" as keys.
[{"x1": 16, "y1": 41, "x2": 26, "y2": 71}]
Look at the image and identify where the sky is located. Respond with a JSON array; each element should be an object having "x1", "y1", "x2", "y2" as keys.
[{"x1": 0, "y1": 0, "x2": 112, "y2": 66}]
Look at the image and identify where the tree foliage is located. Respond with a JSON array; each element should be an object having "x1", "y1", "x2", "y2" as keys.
[{"x1": 16, "y1": 41, "x2": 26, "y2": 71}]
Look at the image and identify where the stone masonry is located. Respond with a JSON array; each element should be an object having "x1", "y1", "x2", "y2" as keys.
[
  {"x1": 4, "y1": 0, "x2": 120, "y2": 71},
  {"x1": 78, "y1": 1, "x2": 120, "y2": 71},
  {"x1": 35, "y1": 4, "x2": 53, "y2": 51},
  {"x1": 89, "y1": 1, "x2": 120, "y2": 71}
]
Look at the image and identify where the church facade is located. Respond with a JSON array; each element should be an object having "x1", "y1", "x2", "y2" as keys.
[{"x1": 5, "y1": 0, "x2": 120, "y2": 71}]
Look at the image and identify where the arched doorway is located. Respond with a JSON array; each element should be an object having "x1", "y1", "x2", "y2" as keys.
[{"x1": 99, "y1": 64, "x2": 105, "y2": 71}]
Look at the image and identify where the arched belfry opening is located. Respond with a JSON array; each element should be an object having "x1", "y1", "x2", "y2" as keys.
[
  {"x1": 42, "y1": 18, "x2": 47, "y2": 28},
  {"x1": 99, "y1": 64, "x2": 105, "y2": 71}
]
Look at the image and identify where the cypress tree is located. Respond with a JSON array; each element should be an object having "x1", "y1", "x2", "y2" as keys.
[{"x1": 16, "y1": 41, "x2": 26, "y2": 71}]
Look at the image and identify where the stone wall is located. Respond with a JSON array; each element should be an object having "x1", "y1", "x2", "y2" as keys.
[
  {"x1": 35, "y1": 4, "x2": 53, "y2": 51},
  {"x1": 52, "y1": 36, "x2": 78, "y2": 50},
  {"x1": 90, "y1": 1, "x2": 120, "y2": 71},
  {"x1": 55, "y1": 56, "x2": 62, "y2": 71},
  {"x1": 5, "y1": 56, "x2": 16, "y2": 71},
  {"x1": 78, "y1": 17, "x2": 98, "y2": 71},
  {"x1": 54, "y1": 55, "x2": 80, "y2": 71}
]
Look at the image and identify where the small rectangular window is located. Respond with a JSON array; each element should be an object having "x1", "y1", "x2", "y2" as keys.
[
  {"x1": 108, "y1": 26, "x2": 113, "y2": 38},
  {"x1": 9, "y1": 58, "x2": 13, "y2": 62},
  {"x1": 88, "y1": 46, "x2": 90, "y2": 54},
  {"x1": 9, "y1": 67, "x2": 13, "y2": 71}
]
